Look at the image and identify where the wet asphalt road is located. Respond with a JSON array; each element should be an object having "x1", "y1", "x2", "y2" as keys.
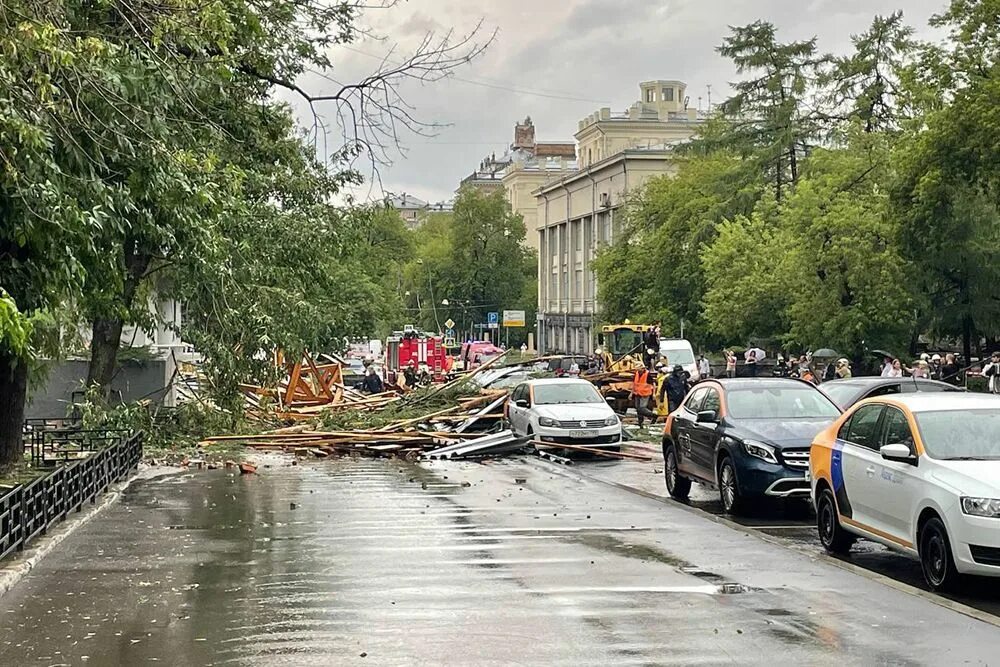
[
  {"x1": 0, "y1": 454, "x2": 998, "y2": 666},
  {"x1": 586, "y1": 441, "x2": 1000, "y2": 618}
]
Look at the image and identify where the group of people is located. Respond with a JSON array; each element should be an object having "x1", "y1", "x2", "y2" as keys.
[
  {"x1": 878, "y1": 353, "x2": 963, "y2": 385},
  {"x1": 631, "y1": 359, "x2": 691, "y2": 429}
]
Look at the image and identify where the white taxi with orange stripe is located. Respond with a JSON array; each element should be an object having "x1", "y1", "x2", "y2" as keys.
[{"x1": 810, "y1": 393, "x2": 1000, "y2": 591}]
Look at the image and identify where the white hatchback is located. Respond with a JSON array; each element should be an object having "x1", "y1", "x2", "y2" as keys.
[
  {"x1": 810, "y1": 393, "x2": 1000, "y2": 590},
  {"x1": 507, "y1": 378, "x2": 621, "y2": 450}
]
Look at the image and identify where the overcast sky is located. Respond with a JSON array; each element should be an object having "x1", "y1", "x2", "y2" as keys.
[{"x1": 284, "y1": 0, "x2": 945, "y2": 204}]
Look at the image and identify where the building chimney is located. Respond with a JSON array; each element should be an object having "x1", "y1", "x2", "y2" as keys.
[{"x1": 513, "y1": 116, "x2": 535, "y2": 151}]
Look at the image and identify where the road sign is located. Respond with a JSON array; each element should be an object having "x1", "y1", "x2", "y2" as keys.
[
  {"x1": 502, "y1": 310, "x2": 526, "y2": 327},
  {"x1": 444, "y1": 318, "x2": 455, "y2": 330},
  {"x1": 487, "y1": 312, "x2": 499, "y2": 329}
]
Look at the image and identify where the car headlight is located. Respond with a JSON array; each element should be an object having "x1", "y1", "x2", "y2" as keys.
[
  {"x1": 743, "y1": 440, "x2": 778, "y2": 464},
  {"x1": 538, "y1": 417, "x2": 557, "y2": 427},
  {"x1": 605, "y1": 415, "x2": 619, "y2": 426},
  {"x1": 960, "y1": 497, "x2": 1000, "y2": 518}
]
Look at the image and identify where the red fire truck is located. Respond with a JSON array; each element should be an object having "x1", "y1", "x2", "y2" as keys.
[{"x1": 385, "y1": 326, "x2": 447, "y2": 380}]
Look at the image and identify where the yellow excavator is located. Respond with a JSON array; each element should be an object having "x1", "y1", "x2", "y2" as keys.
[{"x1": 594, "y1": 322, "x2": 657, "y2": 414}]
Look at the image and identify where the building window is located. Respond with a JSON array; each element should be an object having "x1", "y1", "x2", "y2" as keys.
[
  {"x1": 663, "y1": 87, "x2": 674, "y2": 101},
  {"x1": 645, "y1": 88, "x2": 654, "y2": 103}
]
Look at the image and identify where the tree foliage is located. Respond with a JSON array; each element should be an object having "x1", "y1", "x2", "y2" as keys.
[
  {"x1": 401, "y1": 188, "x2": 536, "y2": 346},
  {"x1": 0, "y1": 0, "x2": 489, "y2": 462},
  {"x1": 596, "y1": 6, "x2": 1000, "y2": 363}
]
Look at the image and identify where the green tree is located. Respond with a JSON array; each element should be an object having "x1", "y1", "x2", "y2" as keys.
[
  {"x1": 891, "y1": 0, "x2": 1000, "y2": 360},
  {"x1": 700, "y1": 197, "x2": 789, "y2": 346},
  {"x1": 593, "y1": 151, "x2": 761, "y2": 345},
  {"x1": 819, "y1": 12, "x2": 917, "y2": 135},
  {"x1": 402, "y1": 189, "x2": 533, "y2": 344},
  {"x1": 711, "y1": 21, "x2": 823, "y2": 201}
]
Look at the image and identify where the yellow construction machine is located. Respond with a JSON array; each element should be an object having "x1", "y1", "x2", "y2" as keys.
[{"x1": 594, "y1": 322, "x2": 656, "y2": 414}]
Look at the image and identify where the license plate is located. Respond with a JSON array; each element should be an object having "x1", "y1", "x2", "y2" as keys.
[{"x1": 570, "y1": 430, "x2": 598, "y2": 439}]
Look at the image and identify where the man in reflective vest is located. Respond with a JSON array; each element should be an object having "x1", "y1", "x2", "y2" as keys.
[{"x1": 631, "y1": 365, "x2": 657, "y2": 428}]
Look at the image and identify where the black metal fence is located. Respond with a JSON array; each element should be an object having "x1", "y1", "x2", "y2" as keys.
[{"x1": 0, "y1": 429, "x2": 143, "y2": 563}]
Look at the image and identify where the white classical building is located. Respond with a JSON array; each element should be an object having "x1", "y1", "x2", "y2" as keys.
[{"x1": 534, "y1": 81, "x2": 707, "y2": 354}]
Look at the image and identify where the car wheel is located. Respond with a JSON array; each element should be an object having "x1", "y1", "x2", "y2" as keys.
[
  {"x1": 663, "y1": 441, "x2": 691, "y2": 500},
  {"x1": 718, "y1": 457, "x2": 744, "y2": 514},
  {"x1": 816, "y1": 487, "x2": 854, "y2": 555},
  {"x1": 919, "y1": 517, "x2": 960, "y2": 592}
]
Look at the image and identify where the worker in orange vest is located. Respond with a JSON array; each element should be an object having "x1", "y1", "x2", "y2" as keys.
[{"x1": 631, "y1": 364, "x2": 657, "y2": 428}]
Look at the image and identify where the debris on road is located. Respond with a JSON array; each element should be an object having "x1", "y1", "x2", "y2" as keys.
[
  {"x1": 531, "y1": 440, "x2": 652, "y2": 461},
  {"x1": 201, "y1": 386, "x2": 515, "y2": 460}
]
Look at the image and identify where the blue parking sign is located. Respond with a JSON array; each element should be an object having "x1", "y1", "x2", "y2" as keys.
[{"x1": 487, "y1": 312, "x2": 498, "y2": 325}]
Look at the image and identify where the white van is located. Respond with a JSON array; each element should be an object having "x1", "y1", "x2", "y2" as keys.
[{"x1": 658, "y1": 339, "x2": 700, "y2": 381}]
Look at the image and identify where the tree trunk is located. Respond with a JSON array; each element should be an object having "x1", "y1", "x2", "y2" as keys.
[
  {"x1": 86, "y1": 318, "x2": 125, "y2": 401},
  {"x1": 0, "y1": 349, "x2": 29, "y2": 467},
  {"x1": 85, "y1": 238, "x2": 151, "y2": 401},
  {"x1": 962, "y1": 315, "x2": 973, "y2": 364}
]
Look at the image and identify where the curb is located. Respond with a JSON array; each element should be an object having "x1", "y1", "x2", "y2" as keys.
[{"x1": 531, "y1": 457, "x2": 1000, "y2": 630}]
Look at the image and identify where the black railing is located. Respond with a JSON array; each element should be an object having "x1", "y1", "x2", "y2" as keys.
[{"x1": 0, "y1": 429, "x2": 142, "y2": 563}]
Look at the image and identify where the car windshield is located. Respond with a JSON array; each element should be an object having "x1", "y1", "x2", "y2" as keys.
[
  {"x1": 915, "y1": 409, "x2": 1000, "y2": 460},
  {"x1": 820, "y1": 382, "x2": 863, "y2": 407},
  {"x1": 659, "y1": 345, "x2": 695, "y2": 366},
  {"x1": 489, "y1": 372, "x2": 531, "y2": 389},
  {"x1": 533, "y1": 383, "x2": 603, "y2": 405},
  {"x1": 727, "y1": 386, "x2": 841, "y2": 419}
]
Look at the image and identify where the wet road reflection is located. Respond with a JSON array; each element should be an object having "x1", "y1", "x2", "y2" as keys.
[
  {"x1": 0, "y1": 456, "x2": 997, "y2": 666},
  {"x1": 572, "y1": 445, "x2": 1000, "y2": 618}
]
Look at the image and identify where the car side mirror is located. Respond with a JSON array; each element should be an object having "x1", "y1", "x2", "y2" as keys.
[
  {"x1": 696, "y1": 410, "x2": 718, "y2": 424},
  {"x1": 514, "y1": 399, "x2": 529, "y2": 409},
  {"x1": 880, "y1": 443, "x2": 917, "y2": 465}
]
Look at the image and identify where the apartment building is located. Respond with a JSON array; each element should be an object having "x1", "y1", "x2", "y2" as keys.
[{"x1": 535, "y1": 81, "x2": 705, "y2": 354}]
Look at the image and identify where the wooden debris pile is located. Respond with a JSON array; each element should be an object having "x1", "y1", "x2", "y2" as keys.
[
  {"x1": 201, "y1": 389, "x2": 516, "y2": 460},
  {"x1": 237, "y1": 352, "x2": 400, "y2": 421}
]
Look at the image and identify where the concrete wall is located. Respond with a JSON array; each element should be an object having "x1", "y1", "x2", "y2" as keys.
[{"x1": 25, "y1": 356, "x2": 177, "y2": 419}]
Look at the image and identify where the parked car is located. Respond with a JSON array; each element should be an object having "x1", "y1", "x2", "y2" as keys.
[
  {"x1": 819, "y1": 377, "x2": 964, "y2": 410},
  {"x1": 662, "y1": 378, "x2": 842, "y2": 513},
  {"x1": 810, "y1": 393, "x2": 1000, "y2": 591},
  {"x1": 533, "y1": 355, "x2": 589, "y2": 375},
  {"x1": 506, "y1": 378, "x2": 621, "y2": 449},
  {"x1": 475, "y1": 366, "x2": 537, "y2": 390},
  {"x1": 342, "y1": 358, "x2": 367, "y2": 388}
]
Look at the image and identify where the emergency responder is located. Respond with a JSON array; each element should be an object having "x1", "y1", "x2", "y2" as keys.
[
  {"x1": 631, "y1": 364, "x2": 657, "y2": 428},
  {"x1": 663, "y1": 364, "x2": 690, "y2": 413},
  {"x1": 362, "y1": 361, "x2": 384, "y2": 394}
]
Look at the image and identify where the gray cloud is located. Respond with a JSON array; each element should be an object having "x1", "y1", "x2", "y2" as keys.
[{"x1": 293, "y1": 1, "x2": 943, "y2": 203}]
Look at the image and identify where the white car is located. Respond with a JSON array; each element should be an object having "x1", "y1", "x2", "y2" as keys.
[
  {"x1": 810, "y1": 393, "x2": 1000, "y2": 590},
  {"x1": 507, "y1": 378, "x2": 621, "y2": 450}
]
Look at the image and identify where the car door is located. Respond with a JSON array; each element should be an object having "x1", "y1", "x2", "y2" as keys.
[
  {"x1": 508, "y1": 384, "x2": 528, "y2": 435},
  {"x1": 839, "y1": 404, "x2": 889, "y2": 537},
  {"x1": 872, "y1": 407, "x2": 923, "y2": 544},
  {"x1": 674, "y1": 387, "x2": 708, "y2": 478},
  {"x1": 687, "y1": 386, "x2": 723, "y2": 481}
]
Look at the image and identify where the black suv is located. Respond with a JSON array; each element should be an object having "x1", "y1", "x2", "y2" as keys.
[{"x1": 662, "y1": 378, "x2": 842, "y2": 513}]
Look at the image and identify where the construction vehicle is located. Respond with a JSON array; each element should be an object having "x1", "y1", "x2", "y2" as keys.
[{"x1": 593, "y1": 322, "x2": 656, "y2": 414}]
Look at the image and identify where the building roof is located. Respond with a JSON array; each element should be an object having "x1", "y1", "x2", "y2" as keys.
[
  {"x1": 535, "y1": 142, "x2": 576, "y2": 158},
  {"x1": 535, "y1": 143, "x2": 681, "y2": 195},
  {"x1": 388, "y1": 193, "x2": 428, "y2": 210}
]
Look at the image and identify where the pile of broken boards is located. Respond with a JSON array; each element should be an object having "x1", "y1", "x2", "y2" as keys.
[
  {"x1": 202, "y1": 389, "x2": 529, "y2": 461},
  {"x1": 237, "y1": 352, "x2": 399, "y2": 421}
]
